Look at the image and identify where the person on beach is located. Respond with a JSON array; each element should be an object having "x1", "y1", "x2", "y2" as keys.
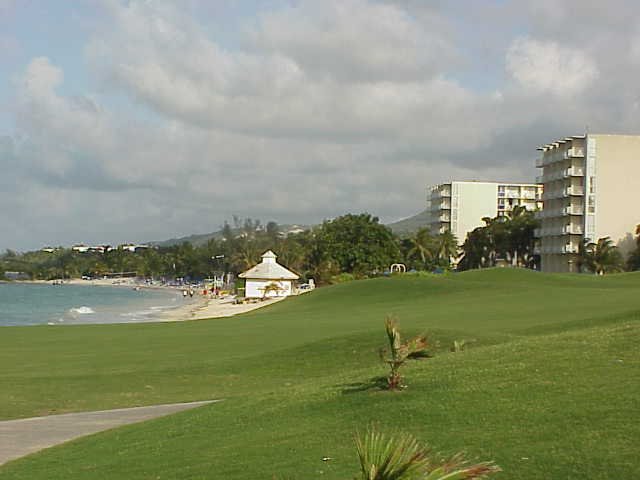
[{"x1": 182, "y1": 289, "x2": 188, "y2": 299}]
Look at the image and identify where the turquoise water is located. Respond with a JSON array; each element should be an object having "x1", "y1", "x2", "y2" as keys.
[{"x1": 0, "y1": 283, "x2": 188, "y2": 326}]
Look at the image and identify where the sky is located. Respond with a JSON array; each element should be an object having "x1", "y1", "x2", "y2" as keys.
[{"x1": 2, "y1": 0, "x2": 640, "y2": 251}]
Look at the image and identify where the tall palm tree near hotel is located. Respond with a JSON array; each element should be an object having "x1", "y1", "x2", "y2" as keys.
[
  {"x1": 506, "y1": 206, "x2": 539, "y2": 267},
  {"x1": 436, "y1": 230, "x2": 458, "y2": 265},
  {"x1": 627, "y1": 225, "x2": 640, "y2": 271},
  {"x1": 408, "y1": 228, "x2": 437, "y2": 269},
  {"x1": 579, "y1": 237, "x2": 623, "y2": 275}
]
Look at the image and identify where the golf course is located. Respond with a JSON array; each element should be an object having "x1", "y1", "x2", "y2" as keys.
[{"x1": 1, "y1": 268, "x2": 639, "y2": 479}]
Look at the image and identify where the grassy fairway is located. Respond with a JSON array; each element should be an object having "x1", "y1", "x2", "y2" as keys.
[{"x1": 1, "y1": 269, "x2": 639, "y2": 478}]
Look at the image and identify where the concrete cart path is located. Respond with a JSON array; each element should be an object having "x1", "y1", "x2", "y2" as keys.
[{"x1": 0, "y1": 400, "x2": 219, "y2": 466}]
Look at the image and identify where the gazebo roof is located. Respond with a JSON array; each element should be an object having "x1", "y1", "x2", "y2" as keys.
[{"x1": 238, "y1": 251, "x2": 299, "y2": 280}]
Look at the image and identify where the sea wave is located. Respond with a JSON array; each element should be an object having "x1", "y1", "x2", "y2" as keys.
[{"x1": 68, "y1": 306, "x2": 95, "y2": 315}]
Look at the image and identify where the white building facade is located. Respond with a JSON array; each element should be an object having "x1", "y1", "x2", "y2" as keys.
[
  {"x1": 428, "y1": 181, "x2": 543, "y2": 245},
  {"x1": 535, "y1": 134, "x2": 640, "y2": 272},
  {"x1": 238, "y1": 251, "x2": 299, "y2": 298}
]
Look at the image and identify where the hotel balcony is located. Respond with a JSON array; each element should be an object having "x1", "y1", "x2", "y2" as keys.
[
  {"x1": 566, "y1": 147, "x2": 585, "y2": 158},
  {"x1": 429, "y1": 201, "x2": 450, "y2": 211},
  {"x1": 562, "y1": 225, "x2": 584, "y2": 235},
  {"x1": 564, "y1": 186, "x2": 585, "y2": 196},
  {"x1": 563, "y1": 244, "x2": 580, "y2": 254},
  {"x1": 564, "y1": 166, "x2": 585, "y2": 177},
  {"x1": 535, "y1": 156, "x2": 544, "y2": 168},
  {"x1": 564, "y1": 206, "x2": 584, "y2": 215},
  {"x1": 439, "y1": 214, "x2": 451, "y2": 222}
]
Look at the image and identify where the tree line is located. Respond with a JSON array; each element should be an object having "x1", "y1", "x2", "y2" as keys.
[
  {"x1": 2, "y1": 213, "x2": 640, "y2": 282},
  {"x1": 0, "y1": 214, "x2": 453, "y2": 283}
]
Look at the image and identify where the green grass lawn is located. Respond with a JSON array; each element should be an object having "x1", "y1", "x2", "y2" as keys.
[{"x1": 1, "y1": 269, "x2": 639, "y2": 478}]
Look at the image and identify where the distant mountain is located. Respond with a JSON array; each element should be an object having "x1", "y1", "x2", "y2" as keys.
[
  {"x1": 150, "y1": 211, "x2": 430, "y2": 247},
  {"x1": 149, "y1": 224, "x2": 310, "y2": 247},
  {"x1": 387, "y1": 210, "x2": 431, "y2": 237}
]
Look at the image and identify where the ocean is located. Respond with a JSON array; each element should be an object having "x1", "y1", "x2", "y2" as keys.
[{"x1": 0, "y1": 283, "x2": 189, "y2": 326}]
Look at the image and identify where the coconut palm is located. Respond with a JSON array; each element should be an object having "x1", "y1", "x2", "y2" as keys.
[
  {"x1": 408, "y1": 228, "x2": 437, "y2": 270},
  {"x1": 580, "y1": 237, "x2": 624, "y2": 275},
  {"x1": 380, "y1": 317, "x2": 431, "y2": 390},
  {"x1": 436, "y1": 230, "x2": 458, "y2": 266},
  {"x1": 355, "y1": 428, "x2": 501, "y2": 480}
]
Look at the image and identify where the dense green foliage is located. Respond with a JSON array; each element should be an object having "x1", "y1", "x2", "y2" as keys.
[
  {"x1": 626, "y1": 225, "x2": 640, "y2": 271},
  {"x1": 0, "y1": 214, "x2": 457, "y2": 283},
  {"x1": 459, "y1": 206, "x2": 539, "y2": 270},
  {"x1": 577, "y1": 236, "x2": 624, "y2": 275},
  {"x1": 1, "y1": 270, "x2": 639, "y2": 479}
]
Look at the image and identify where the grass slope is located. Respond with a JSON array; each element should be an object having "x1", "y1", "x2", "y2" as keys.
[{"x1": 1, "y1": 269, "x2": 639, "y2": 479}]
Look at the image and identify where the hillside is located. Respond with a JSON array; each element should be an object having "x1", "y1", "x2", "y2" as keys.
[
  {"x1": 1, "y1": 269, "x2": 639, "y2": 479},
  {"x1": 150, "y1": 210, "x2": 430, "y2": 247},
  {"x1": 149, "y1": 223, "x2": 309, "y2": 247},
  {"x1": 387, "y1": 209, "x2": 431, "y2": 236}
]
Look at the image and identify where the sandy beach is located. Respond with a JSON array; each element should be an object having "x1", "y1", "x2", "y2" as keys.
[{"x1": 158, "y1": 295, "x2": 286, "y2": 322}]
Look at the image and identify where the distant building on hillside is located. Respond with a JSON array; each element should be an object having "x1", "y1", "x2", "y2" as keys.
[
  {"x1": 238, "y1": 250, "x2": 299, "y2": 298},
  {"x1": 71, "y1": 244, "x2": 90, "y2": 253},
  {"x1": 119, "y1": 244, "x2": 150, "y2": 252},
  {"x1": 535, "y1": 133, "x2": 640, "y2": 272},
  {"x1": 428, "y1": 181, "x2": 543, "y2": 245}
]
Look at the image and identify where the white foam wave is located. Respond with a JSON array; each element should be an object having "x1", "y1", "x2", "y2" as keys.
[{"x1": 68, "y1": 306, "x2": 95, "y2": 315}]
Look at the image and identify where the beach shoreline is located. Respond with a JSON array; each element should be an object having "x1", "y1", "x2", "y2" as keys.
[{"x1": 11, "y1": 278, "x2": 287, "y2": 323}]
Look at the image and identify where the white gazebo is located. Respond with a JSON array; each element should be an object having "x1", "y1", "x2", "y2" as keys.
[{"x1": 238, "y1": 251, "x2": 300, "y2": 298}]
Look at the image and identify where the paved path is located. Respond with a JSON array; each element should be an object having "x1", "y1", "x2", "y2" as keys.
[{"x1": 0, "y1": 400, "x2": 219, "y2": 466}]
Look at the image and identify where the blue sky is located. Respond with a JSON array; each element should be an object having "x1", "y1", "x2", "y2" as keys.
[{"x1": 2, "y1": 0, "x2": 640, "y2": 251}]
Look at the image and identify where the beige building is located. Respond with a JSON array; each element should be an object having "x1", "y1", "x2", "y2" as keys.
[
  {"x1": 535, "y1": 134, "x2": 640, "y2": 272},
  {"x1": 428, "y1": 181, "x2": 543, "y2": 244}
]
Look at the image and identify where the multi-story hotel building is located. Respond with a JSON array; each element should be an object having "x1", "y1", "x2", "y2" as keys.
[
  {"x1": 535, "y1": 134, "x2": 640, "y2": 272},
  {"x1": 428, "y1": 181, "x2": 543, "y2": 244}
]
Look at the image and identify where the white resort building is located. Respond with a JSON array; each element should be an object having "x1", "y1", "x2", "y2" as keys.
[
  {"x1": 238, "y1": 251, "x2": 299, "y2": 298},
  {"x1": 535, "y1": 134, "x2": 640, "y2": 273},
  {"x1": 428, "y1": 181, "x2": 543, "y2": 245}
]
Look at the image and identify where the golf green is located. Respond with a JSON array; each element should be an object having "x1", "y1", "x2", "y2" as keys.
[{"x1": 1, "y1": 269, "x2": 639, "y2": 479}]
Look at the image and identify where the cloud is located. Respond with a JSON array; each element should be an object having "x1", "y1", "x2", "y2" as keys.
[
  {"x1": 506, "y1": 37, "x2": 599, "y2": 96},
  {"x1": 5, "y1": 0, "x2": 640, "y2": 251},
  {"x1": 85, "y1": 0, "x2": 481, "y2": 148},
  {"x1": 250, "y1": 0, "x2": 457, "y2": 82}
]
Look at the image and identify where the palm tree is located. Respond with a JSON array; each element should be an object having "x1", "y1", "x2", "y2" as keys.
[
  {"x1": 580, "y1": 237, "x2": 623, "y2": 275},
  {"x1": 506, "y1": 206, "x2": 539, "y2": 267},
  {"x1": 380, "y1": 317, "x2": 430, "y2": 390},
  {"x1": 408, "y1": 228, "x2": 437, "y2": 270},
  {"x1": 627, "y1": 225, "x2": 640, "y2": 271},
  {"x1": 355, "y1": 428, "x2": 501, "y2": 480},
  {"x1": 436, "y1": 230, "x2": 458, "y2": 266}
]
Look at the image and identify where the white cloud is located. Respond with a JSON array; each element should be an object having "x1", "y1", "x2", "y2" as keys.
[
  {"x1": 6, "y1": 0, "x2": 640, "y2": 251},
  {"x1": 250, "y1": 0, "x2": 457, "y2": 82},
  {"x1": 506, "y1": 36, "x2": 599, "y2": 96}
]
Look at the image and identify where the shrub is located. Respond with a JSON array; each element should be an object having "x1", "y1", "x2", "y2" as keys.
[
  {"x1": 380, "y1": 316, "x2": 432, "y2": 390},
  {"x1": 355, "y1": 427, "x2": 501, "y2": 480}
]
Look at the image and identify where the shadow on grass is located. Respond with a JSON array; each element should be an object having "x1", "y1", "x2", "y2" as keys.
[{"x1": 339, "y1": 376, "x2": 388, "y2": 394}]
